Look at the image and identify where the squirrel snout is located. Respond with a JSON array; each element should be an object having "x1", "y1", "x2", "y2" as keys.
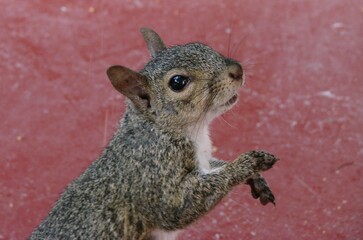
[{"x1": 228, "y1": 63, "x2": 243, "y2": 81}]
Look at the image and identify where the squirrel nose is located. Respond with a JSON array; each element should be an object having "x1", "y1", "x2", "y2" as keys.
[{"x1": 228, "y1": 63, "x2": 243, "y2": 81}]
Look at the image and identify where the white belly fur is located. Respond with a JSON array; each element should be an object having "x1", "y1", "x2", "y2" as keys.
[
  {"x1": 151, "y1": 229, "x2": 181, "y2": 240},
  {"x1": 187, "y1": 123, "x2": 212, "y2": 171}
]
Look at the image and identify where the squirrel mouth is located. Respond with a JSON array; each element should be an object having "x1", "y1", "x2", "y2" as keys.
[{"x1": 224, "y1": 94, "x2": 238, "y2": 106}]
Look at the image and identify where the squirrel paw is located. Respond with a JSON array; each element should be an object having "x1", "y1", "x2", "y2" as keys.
[
  {"x1": 246, "y1": 176, "x2": 275, "y2": 205},
  {"x1": 247, "y1": 150, "x2": 279, "y2": 172}
]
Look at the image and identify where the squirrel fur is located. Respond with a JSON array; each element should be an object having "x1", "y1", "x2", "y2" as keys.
[{"x1": 30, "y1": 28, "x2": 278, "y2": 240}]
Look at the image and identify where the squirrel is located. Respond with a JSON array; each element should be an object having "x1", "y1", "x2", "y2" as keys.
[{"x1": 30, "y1": 28, "x2": 278, "y2": 240}]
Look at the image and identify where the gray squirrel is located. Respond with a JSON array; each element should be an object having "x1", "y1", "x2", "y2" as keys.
[{"x1": 30, "y1": 28, "x2": 278, "y2": 240}]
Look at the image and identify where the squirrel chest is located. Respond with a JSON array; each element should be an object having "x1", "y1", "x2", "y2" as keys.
[{"x1": 188, "y1": 124, "x2": 212, "y2": 172}]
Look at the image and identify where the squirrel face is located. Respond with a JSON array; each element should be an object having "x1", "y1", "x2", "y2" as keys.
[{"x1": 107, "y1": 29, "x2": 244, "y2": 133}]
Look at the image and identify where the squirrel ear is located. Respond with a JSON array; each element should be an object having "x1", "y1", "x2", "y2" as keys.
[
  {"x1": 107, "y1": 65, "x2": 151, "y2": 110},
  {"x1": 140, "y1": 27, "x2": 166, "y2": 57}
]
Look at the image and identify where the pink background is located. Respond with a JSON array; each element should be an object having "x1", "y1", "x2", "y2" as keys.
[{"x1": 1, "y1": 1, "x2": 362, "y2": 239}]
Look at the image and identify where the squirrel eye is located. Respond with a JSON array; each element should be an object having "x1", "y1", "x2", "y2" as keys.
[{"x1": 169, "y1": 75, "x2": 190, "y2": 92}]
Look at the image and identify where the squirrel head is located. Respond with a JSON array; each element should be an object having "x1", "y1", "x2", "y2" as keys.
[{"x1": 107, "y1": 28, "x2": 244, "y2": 133}]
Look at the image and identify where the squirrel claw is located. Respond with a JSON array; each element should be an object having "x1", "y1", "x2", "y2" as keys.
[
  {"x1": 248, "y1": 150, "x2": 279, "y2": 171},
  {"x1": 246, "y1": 176, "x2": 276, "y2": 206}
]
